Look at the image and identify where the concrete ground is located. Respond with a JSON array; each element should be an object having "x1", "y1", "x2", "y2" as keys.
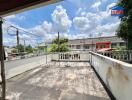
[{"x1": 6, "y1": 62, "x2": 110, "y2": 100}]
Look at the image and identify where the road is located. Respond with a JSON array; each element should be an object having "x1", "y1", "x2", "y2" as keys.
[
  {"x1": 4, "y1": 54, "x2": 55, "y2": 79},
  {"x1": 5, "y1": 55, "x2": 51, "y2": 70}
]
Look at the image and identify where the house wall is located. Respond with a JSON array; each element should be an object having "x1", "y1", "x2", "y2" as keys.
[{"x1": 68, "y1": 36, "x2": 126, "y2": 51}]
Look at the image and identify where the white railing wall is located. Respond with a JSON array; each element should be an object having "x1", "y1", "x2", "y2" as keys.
[
  {"x1": 89, "y1": 51, "x2": 132, "y2": 100},
  {"x1": 51, "y1": 51, "x2": 90, "y2": 61},
  {"x1": 97, "y1": 50, "x2": 132, "y2": 62}
]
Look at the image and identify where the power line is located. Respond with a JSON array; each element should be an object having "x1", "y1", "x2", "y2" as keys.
[{"x1": 2, "y1": 17, "x2": 42, "y2": 38}]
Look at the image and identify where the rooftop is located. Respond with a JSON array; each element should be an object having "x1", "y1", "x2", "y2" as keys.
[
  {"x1": 6, "y1": 62, "x2": 110, "y2": 100},
  {"x1": 68, "y1": 36, "x2": 125, "y2": 45}
]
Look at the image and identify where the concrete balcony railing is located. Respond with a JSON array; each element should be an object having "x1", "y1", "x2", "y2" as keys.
[
  {"x1": 97, "y1": 50, "x2": 132, "y2": 63},
  {"x1": 89, "y1": 51, "x2": 132, "y2": 100},
  {"x1": 51, "y1": 51, "x2": 90, "y2": 62}
]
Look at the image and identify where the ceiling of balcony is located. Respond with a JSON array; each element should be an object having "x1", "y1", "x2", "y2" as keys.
[{"x1": 0, "y1": 0, "x2": 61, "y2": 16}]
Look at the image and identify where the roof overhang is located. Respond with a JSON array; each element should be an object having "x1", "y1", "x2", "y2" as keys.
[{"x1": 0, "y1": 0, "x2": 62, "y2": 16}]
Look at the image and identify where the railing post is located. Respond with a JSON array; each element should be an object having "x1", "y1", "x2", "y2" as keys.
[{"x1": 0, "y1": 18, "x2": 6, "y2": 100}]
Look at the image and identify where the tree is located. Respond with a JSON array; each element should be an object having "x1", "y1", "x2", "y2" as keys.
[
  {"x1": 11, "y1": 48, "x2": 17, "y2": 53},
  {"x1": 14, "y1": 44, "x2": 33, "y2": 53},
  {"x1": 50, "y1": 38, "x2": 69, "y2": 52},
  {"x1": 25, "y1": 45, "x2": 33, "y2": 53},
  {"x1": 15, "y1": 44, "x2": 24, "y2": 52},
  {"x1": 116, "y1": 0, "x2": 132, "y2": 49},
  {"x1": 52, "y1": 38, "x2": 68, "y2": 44}
]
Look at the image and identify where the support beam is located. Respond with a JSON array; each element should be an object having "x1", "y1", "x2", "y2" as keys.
[{"x1": 0, "y1": 18, "x2": 6, "y2": 100}]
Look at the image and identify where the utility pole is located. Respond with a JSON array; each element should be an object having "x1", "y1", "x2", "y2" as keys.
[
  {"x1": 8, "y1": 26, "x2": 20, "y2": 53},
  {"x1": 83, "y1": 37, "x2": 85, "y2": 51},
  {"x1": 15, "y1": 28, "x2": 20, "y2": 54},
  {"x1": 16, "y1": 29, "x2": 19, "y2": 47},
  {"x1": 58, "y1": 32, "x2": 60, "y2": 66},
  {"x1": 58, "y1": 32, "x2": 60, "y2": 52},
  {"x1": 45, "y1": 42, "x2": 47, "y2": 64},
  {"x1": 0, "y1": 18, "x2": 6, "y2": 100},
  {"x1": 90, "y1": 33, "x2": 93, "y2": 51},
  {"x1": 23, "y1": 40, "x2": 26, "y2": 53}
]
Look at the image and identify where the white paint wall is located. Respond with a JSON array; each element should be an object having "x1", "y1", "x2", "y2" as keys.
[
  {"x1": 90, "y1": 52, "x2": 132, "y2": 100},
  {"x1": 52, "y1": 52, "x2": 90, "y2": 61}
]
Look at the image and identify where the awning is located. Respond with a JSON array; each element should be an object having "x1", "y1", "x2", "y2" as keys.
[
  {"x1": 0, "y1": 0, "x2": 62, "y2": 16},
  {"x1": 98, "y1": 48, "x2": 114, "y2": 52}
]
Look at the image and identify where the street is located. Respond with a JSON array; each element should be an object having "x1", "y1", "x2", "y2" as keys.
[{"x1": 4, "y1": 54, "x2": 53, "y2": 79}]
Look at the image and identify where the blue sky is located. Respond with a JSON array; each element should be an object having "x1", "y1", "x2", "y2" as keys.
[{"x1": 3, "y1": 0, "x2": 120, "y2": 46}]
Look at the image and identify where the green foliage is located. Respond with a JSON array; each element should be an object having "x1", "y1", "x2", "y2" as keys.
[
  {"x1": 52, "y1": 38, "x2": 68, "y2": 44},
  {"x1": 116, "y1": 0, "x2": 132, "y2": 49},
  {"x1": 15, "y1": 44, "x2": 33, "y2": 53},
  {"x1": 60, "y1": 43, "x2": 69, "y2": 52},
  {"x1": 25, "y1": 45, "x2": 33, "y2": 53},
  {"x1": 11, "y1": 48, "x2": 17, "y2": 53},
  {"x1": 15, "y1": 44, "x2": 24, "y2": 52},
  {"x1": 50, "y1": 38, "x2": 69, "y2": 52},
  {"x1": 50, "y1": 44, "x2": 58, "y2": 52},
  {"x1": 115, "y1": 46, "x2": 127, "y2": 51},
  {"x1": 117, "y1": 0, "x2": 132, "y2": 16}
]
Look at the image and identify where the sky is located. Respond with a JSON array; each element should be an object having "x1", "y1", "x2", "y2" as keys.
[{"x1": 3, "y1": 0, "x2": 120, "y2": 46}]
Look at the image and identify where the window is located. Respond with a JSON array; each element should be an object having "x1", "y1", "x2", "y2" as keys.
[
  {"x1": 83, "y1": 44, "x2": 89, "y2": 49},
  {"x1": 71, "y1": 45, "x2": 75, "y2": 48},
  {"x1": 76, "y1": 45, "x2": 81, "y2": 49}
]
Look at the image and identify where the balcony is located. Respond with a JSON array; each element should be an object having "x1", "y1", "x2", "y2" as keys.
[
  {"x1": 2, "y1": 50, "x2": 131, "y2": 100},
  {"x1": 6, "y1": 61, "x2": 110, "y2": 100}
]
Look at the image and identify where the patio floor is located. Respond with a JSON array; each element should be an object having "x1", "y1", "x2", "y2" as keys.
[{"x1": 6, "y1": 62, "x2": 110, "y2": 100}]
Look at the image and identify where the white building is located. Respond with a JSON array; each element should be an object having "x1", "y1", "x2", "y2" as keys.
[{"x1": 68, "y1": 36, "x2": 126, "y2": 51}]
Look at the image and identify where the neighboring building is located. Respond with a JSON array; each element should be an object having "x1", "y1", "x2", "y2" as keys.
[
  {"x1": 4, "y1": 46, "x2": 12, "y2": 55},
  {"x1": 38, "y1": 41, "x2": 52, "y2": 53},
  {"x1": 68, "y1": 36, "x2": 126, "y2": 51}
]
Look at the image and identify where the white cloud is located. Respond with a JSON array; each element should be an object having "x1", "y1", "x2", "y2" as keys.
[
  {"x1": 4, "y1": 15, "x2": 16, "y2": 20},
  {"x1": 29, "y1": 5, "x2": 72, "y2": 41},
  {"x1": 52, "y1": 5, "x2": 72, "y2": 32},
  {"x1": 42, "y1": 21, "x2": 52, "y2": 33},
  {"x1": 73, "y1": 12, "x2": 101, "y2": 33},
  {"x1": 30, "y1": 21, "x2": 53, "y2": 38},
  {"x1": 96, "y1": 22, "x2": 120, "y2": 35},
  {"x1": 2, "y1": 21, "x2": 40, "y2": 46},
  {"x1": 91, "y1": 1, "x2": 101, "y2": 11},
  {"x1": 3, "y1": 2, "x2": 121, "y2": 45},
  {"x1": 106, "y1": 3, "x2": 116, "y2": 11},
  {"x1": 73, "y1": 17, "x2": 90, "y2": 32},
  {"x1": 73, "y1": 1, "x2": 120, "y2": 37},
  {"x1": 3, "y1": 5, "x2": 72, "y2": 45},
  {"x1": 4, "y1": 14, "x2": 26, "y2": 21}
]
